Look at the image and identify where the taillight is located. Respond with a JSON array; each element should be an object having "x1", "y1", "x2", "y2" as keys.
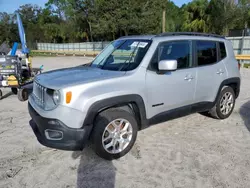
[{"x1": 238, "y1": 62, "x2": 241, "y2": 70}]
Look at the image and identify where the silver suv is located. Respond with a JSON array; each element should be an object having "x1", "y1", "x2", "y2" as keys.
[{"x1": 28, "y1": 32, "x2": 241, "y2": 160}]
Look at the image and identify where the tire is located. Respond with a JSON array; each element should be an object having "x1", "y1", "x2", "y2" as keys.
[
  {"x1": 209, "y1": 86, "x2": 235, "y2": 119},
  {"x1": 17, "y1": 88, "x2": 29, "y2": 102},
  {"x1": 11, "y1": 88, "x2": 18, "y2": 95},
  {"x1": 21, "y1": 70, "x2": 30, "y2": 79},
  {"x1": 0, "y1": 89, "x2": 2, "y2": 100},
  {"x1": 92, "y1": 108, "x2": 138, "y2": 160},
  {"x1": 199, "y1": 111, "x2": 213, "y2": 118}
]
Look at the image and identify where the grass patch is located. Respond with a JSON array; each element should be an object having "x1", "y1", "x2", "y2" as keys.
[
  {"x1": 30, "y1": 51, "x2": 57, "y2": 57},
  {"x1": 243, "y1": 64, "x2": 250, "y2": 68}
]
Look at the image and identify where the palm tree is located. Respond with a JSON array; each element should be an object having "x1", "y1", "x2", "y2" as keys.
[{"x1": 182, "y1": 0, "x2": 210, "y2": 33}]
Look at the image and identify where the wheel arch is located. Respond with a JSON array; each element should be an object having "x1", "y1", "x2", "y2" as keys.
[
  {"x1": 82, "y1": 94, "x2": 148, "y2": 130},
  {"x1": 221, "y1": 77, "x2": 240, "y2": 98},
  {"x1": 215, "y1": 77, "x2": 240, "y2": 103}
]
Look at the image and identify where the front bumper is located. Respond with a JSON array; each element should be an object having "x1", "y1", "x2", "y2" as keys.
[{"x1": 28, "y1": 103, "x2": 92, "y2": 150}]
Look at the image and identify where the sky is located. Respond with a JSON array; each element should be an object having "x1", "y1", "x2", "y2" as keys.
[
  {"x1": 175, "y1": 0, "x2": 192, "y2": 7},
  {"x1": 0, "y1": 0, "x2": 192, "y2": 13},
  {"x1": 0, "y1": 0, "x2": 48, "y2": 13}
]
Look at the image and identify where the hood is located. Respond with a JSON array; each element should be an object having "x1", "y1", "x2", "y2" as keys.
[{"x1": 35, "y1": 66, "x2": 125, "y2": 89}]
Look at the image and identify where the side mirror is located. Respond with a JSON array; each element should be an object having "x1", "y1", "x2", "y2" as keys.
[{"x1": 158, "y1": 60, "x2": 177, "y2": 72}]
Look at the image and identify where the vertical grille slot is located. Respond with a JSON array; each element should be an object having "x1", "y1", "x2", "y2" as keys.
[{"x1": 33, "y1": 81, "x2": 46, "y2": 106}]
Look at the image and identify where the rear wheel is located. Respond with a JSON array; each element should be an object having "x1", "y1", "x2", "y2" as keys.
[
  {"x1": 210, "y1": 86, "x2": 235, "y2": 119},
  {"x1": 17, "y1": 88, "x2": 29, "y2": 102},
  {"x1": 92, "y1": 108, "x2": 138, "y2": 160}
]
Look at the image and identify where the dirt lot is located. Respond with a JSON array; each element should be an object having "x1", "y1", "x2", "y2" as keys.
[{"x1": 1, "y1": 56, "x2": 250, "y2": 188}]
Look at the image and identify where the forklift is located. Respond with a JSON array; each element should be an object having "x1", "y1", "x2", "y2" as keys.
[{"x1": 0, "y1": 12, "x2": 42, "y2": 101}]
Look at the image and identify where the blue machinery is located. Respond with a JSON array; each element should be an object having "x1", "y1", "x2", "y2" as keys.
[
  {"x1": 11, "y1": 12, "x2": 30, "y2": 56},
  {"x1": 0, "y1": 12, "x2": 42, "y2": 101}
]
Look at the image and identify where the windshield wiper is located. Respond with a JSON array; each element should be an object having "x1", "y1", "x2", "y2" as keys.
[{"x1": 118, "y1": 42, "x2": 140, "y2": 71}]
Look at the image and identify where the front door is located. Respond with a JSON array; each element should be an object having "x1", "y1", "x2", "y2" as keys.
[{"x1": 145, "y1": 40, "x2": 197, "y2": 119}]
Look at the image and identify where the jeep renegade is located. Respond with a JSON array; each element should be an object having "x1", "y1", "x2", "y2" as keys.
[{"x1": 28, "y1": 32, "x2": 241, "y2": 160}]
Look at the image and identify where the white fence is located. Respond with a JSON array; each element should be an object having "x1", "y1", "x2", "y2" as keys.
[
  {"x1": 37, "y1": 42, "x2": 110, "y2": 52},
  {"x1": 37, "y1": 38, "x2": 250, "y2": 54},
  {"x1": 36, "y1": 37, "x2": 250, "y2": 62},
  {"x1": 227, "y1": 36, "x2": 250, "y2": 55}
]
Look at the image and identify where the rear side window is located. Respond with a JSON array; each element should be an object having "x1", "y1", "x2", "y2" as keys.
[
  {"x1": 196, "y1": 41, "x2": 217, "y2": 66},
  {"x1": 219, "y1": 42, "x2": 227, "y2": 59}
]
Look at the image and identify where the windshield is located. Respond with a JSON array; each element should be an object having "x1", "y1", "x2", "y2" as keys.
[{"x1": 91, "y1": 39, "x2": 151, "y2": 71}]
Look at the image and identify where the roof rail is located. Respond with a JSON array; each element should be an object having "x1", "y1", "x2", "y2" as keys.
[{"x1": 156, "y1": 32, "x2": 225, "y2": 39}]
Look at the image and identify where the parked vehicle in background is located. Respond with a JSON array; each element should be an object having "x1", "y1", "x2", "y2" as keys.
[{"x1": 28, "y1": 32, "x2": 241, "y2": 160}]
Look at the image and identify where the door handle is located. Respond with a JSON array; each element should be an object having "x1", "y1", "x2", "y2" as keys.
[
  {"x1": 216, "y1": 69, "x2": 224, "y2": 75},
  {"x1": 184, "y1": 75, "x2": 194, "y2": 81}
]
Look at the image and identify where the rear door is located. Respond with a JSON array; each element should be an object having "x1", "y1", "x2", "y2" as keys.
[{"x1": 194, "y1": 40, "x2": 227, "y2": 104}]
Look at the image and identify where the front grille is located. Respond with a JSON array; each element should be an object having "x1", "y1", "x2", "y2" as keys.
[{"x1": 33, "y1": 81, "x2": 46, "y2": 106}]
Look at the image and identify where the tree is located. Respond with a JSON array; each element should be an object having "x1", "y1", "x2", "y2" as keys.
[
  {"x1": 0, "y1": 12, "x2": 18, "y2": 45},
  {"x1": 208, "y1": 0, "x2": 238, "y2": 35},
  {"x1": 165, "y1": 1, "x2": 183, "y2": 32},
  {"x1": 45, "y1": 0, "x2": 67, "y2": 20},
  {"x1": 236, "y1": 0, "x2": 250, "y2": 29},
  {"x1": 1, "y1": 0, "x2": 250, "y2": 44},
  {"x1": 182, "y1": 0, "x2": 210, "y2": 32}
]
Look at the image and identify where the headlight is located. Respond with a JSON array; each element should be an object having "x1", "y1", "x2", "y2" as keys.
[{"x1": 52, "y1": 90, "x2": 60, "y2": 105}]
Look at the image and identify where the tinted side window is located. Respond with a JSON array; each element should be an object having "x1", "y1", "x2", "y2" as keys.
[
  {"x1": 150, "y1": 40, "x2": 192, "y2": 70},
  {"x1": 219, "y1": 42, "x2": 227, "y2": 59},
  {"x1": 196, "y1": 41, "x2": 217, "y2": 66}
]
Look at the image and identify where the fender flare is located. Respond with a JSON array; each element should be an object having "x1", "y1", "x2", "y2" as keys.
[
  {"x1": 214, "y1": 77, "x2": 240, "y2": 104},
  {"x1": 82, "y1": 94, "x2": 148, "y2": 129}
]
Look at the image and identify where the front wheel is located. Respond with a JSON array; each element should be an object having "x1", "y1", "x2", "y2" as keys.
[
  {"x1": 92, "y1": 108, "x2": 138, "y2": 160},
  {"x1": 210, "y1": 86, "x2": 235, "y2": 119}
]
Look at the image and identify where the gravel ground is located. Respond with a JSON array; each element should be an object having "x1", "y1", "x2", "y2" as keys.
[{"x1": 0, "y1": 56, "x2": 250, "y2": 188}]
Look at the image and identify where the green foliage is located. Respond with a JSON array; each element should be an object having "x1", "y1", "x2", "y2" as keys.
[
  {"x1": 243, "y1": 63, "x2": 250, "y2": 68},
  {"x1": 208, "y1": 0, "x2": 239, "y2": 35},
  {"x1": 182, "y1": 0, "x2": 210, "y2": 32},
  {"x1": 0, "y1": 0, "x2": 250, "y2": 45},
  {"x1": 236, "y1": 0, "x2": 250, "y2": 29},
  {"x1": 30, "y1": 51, "x2": 57, "y2": 57}
]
